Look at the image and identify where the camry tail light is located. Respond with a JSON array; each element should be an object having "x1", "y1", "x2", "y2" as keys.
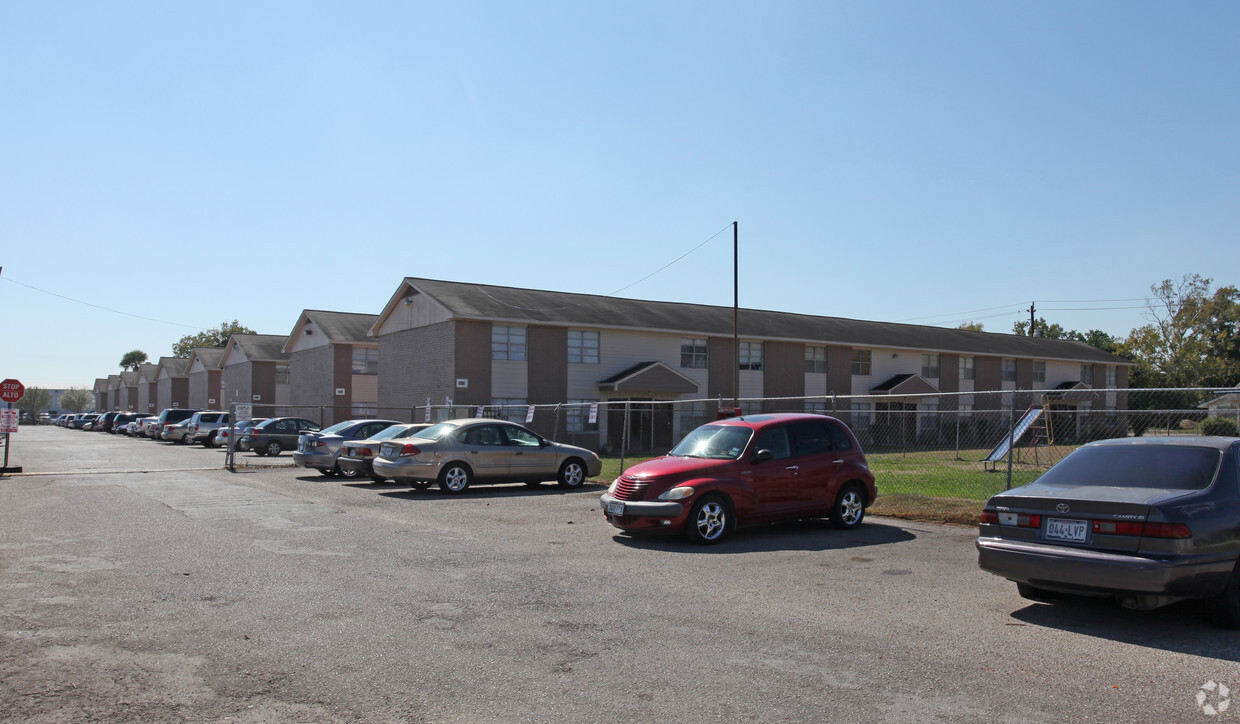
[
  {"x1": 398, "y1": 444, "x2": 420, "y2": 458},
  {"x1": 357, "y1": 448, "x2": 373, "y2": 457},
  {"x1": 1141, "y1": 522, "x2": 1192, "y2": 539}
]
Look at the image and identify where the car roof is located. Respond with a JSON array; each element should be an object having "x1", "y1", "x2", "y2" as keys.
[
  {"x1": 708, "y1": 412, "x2": 844, "y2": 428},
  {"x1": 1084, "y1": 436, "x2": 1239, "y2": 452}
]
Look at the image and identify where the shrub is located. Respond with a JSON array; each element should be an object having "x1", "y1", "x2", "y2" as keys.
[{"x1": 1199, "y1": 417, "x2": 1239, "y2": 437}]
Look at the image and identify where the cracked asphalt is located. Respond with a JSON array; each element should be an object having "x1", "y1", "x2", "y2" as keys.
[{"x1": 2, "y1": 426, "x2": 1237, "y2": 722}]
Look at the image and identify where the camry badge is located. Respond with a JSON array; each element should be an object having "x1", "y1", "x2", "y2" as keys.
[{"x1": 1056, "y1": 503, "x2": 1070, "y2": 513}]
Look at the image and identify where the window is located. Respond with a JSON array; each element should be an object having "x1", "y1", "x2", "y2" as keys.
[
  {"x1": 567, "y1": 330, "x2": 599, "y2": 364},
  {"x1": 1033, "y1": 361, "x2": 1046, "y2": 384},
  {"x1": 492, "y1": 326, "x2": 527, "y2": 361},
  {"x1": 275, "y1": 365, "x2": 290, "y2": 385},
  {"x1": 790, "y1": 420, "x2": 832, "y2": 455},
  {"x1": 918, "y1": 402, "x2": 939, "y2": 432},
  {"x1": 959, "y1": 403, "x2": 974, "y2": 419},
  {"x1": 351, "y1": 402, "x2": 378, "y2": 417},
  {"x1": 739, "y1": 341, "x2": 763, "y2": 371},
  {"x1": 753, "y1": 426, "x2": 792, "y2": 459},
  {"x1": 804, "y1": 401, "x2": 828, "y2": 415},
  {"x1": 489, "y1": 398, "x2": 526, "y2": 423},
  {"x1": 805, "y1": 345, "x2": 827, "y2": 374},
  {"x1": 680, "y1": 338, "x2": 708, "y2": 369},
  {"x1": 1002, "y1": 359, "x2": 1017, "y2": 382},
  {"x1": 739, "y1": 401, "x2": 762, "y2": 416},
  {"x1": 352, "y1": 347, "x2": 379, "y2": 374},
  {"x1": 463, "y1": 424, "x2": 506, "y2": 446},
  {"x1": 678, "y1": 401, "x2": 707, "y2": 438},
  {"x1": 852, "y1": 349, "x2": 871, "y2": 376},
  {"x1": 850, "y1": 402, "x2": 872, "y2": 428},
  {"x1": 1081, "y1": 364, "x2": 1093, "y2": 385},
  {"x1": 566, "y1": 399, "x2": 598, "y2": 433},
  {"x1": 921, "y1": 354, "x2": 940, "y2": 379},
  {"x1": 959, "y1": 356, "x2": 975, "y2": 381},
  {"x1": 1106, "y1": 366, "x2": 1117, "y2": 387}
]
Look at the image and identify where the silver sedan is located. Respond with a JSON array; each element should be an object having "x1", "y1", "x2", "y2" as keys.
[{"x1": 371, "y1": 418, "x2": 602, "y2": 494}]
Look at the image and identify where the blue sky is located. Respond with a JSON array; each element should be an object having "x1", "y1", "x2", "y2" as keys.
[{"x1": 3, "y1": 1, "x2": 1237, "y2": 388}]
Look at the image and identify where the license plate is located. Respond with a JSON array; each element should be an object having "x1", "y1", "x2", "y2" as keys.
[
  {"x1": 1045, "y1": 518, "x2": 1088, "y2": 543},
  {"x1": 606, "y1": 500, "x2": 625, "y2": 516},
  {"x1": 379, "y1": 444, "x2": 394, "y2": 457}
]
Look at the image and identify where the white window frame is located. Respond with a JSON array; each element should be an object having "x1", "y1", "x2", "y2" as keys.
[
  {"x1": 805, "y1": 345, "x2": 827, "y2": 374},
  {"x1": 680, "y1": 338, "x2": 708, "y2": 369},
  {"x1": 852, "y1": 349, "x2": 872, "y2": 376},
  {"x1": 921, "y1": 354, "x2": 940, "y2": 379},
  {"x1": 1002, "y1": 358, "x2": 1017, "y2": 383},
  {"x1": 351, "y1": 347, "x2": 379, "y2": 374},
  {"x1": 959, "y1": 356, "x2": 975, "y2": 381},
  {"x1": 1033, "y1": 361, "x2": 1046, "y2": 384},
  {"x1": 567, "y1": 330, "x2": 599, "y2": 365},
  {"x1": 492, "y1": 326, "x2": 527, "y2": 361},
  {"x1": 739, "y1": 341, "x2": 763, "y2": 371}
]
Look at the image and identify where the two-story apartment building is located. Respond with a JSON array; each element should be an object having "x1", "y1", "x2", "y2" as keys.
[
  {"x1": 154, "y1": 357, "x2": 190, "y2": 411},
  {"x1": 369, "y1": 278, "x2": 1132, "y2": 452},
  {"x1": 219, "y1": 334, "x2": 291, "y2": 415}
]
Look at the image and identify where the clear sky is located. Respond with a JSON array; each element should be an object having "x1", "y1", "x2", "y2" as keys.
[{"x1": 3, "y1": 1, "x2": 1236, "y2": 389}]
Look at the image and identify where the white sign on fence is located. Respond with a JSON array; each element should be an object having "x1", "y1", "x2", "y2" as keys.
[
  {"x1": 589, "y1": 403, "x2": 598, "y2": 424},
  {"x1": 526, "y1": 405, "x2": 535, "y2": 423},
  {"x1": 0, "y1": 409, "x2": 18, "y2": 433},
  {"x1": 234, "y1": 404, "x2": 253, "y2": 421}
]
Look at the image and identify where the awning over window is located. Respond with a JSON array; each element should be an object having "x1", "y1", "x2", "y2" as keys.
[
  {"x1": 870, "y1": 374, "x2": 940, "y2": 396},
  {"x1": 598, "y1": 361, "x2": 700, "y2": 395}
]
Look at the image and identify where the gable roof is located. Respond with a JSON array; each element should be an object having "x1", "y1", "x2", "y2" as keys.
[
  {"x1": 282, "y1": 310, "x2": 379, "y2": 353},
  {"x1": 137, "y1": 363, "x2": 160, "y2": 383},
  {"x1": 155, "y1": 357, "x2": 188, "y2": 378},
  {"x1": 598, "y1": 361, "x2": 700, "y2": 394},
  {"x1": 222, "y1": 334, "x2": 291, "y2": 364},
  {"x1": 374, "y1": 278, "x2": 1131, "y2": 366},
  {"x1": 185, "y1": 347, "x2": 225, "y2": 371}
]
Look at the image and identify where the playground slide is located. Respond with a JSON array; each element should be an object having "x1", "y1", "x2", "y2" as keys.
[{"x1": 983, "y1": 407, "x2": 1044, "y2": 463}]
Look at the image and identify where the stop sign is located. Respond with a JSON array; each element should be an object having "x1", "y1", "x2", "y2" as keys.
[{"x1": 0, "y1": 379, "x2": 24, "y2": 403}]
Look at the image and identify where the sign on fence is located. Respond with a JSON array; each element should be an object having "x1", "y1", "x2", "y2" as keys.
[
  {"x1": 234, "y1": 404, "x2": 253, "y2": 421},
  {"x1": 0, "y1": 409, "x2": 17, "y2": 433}
]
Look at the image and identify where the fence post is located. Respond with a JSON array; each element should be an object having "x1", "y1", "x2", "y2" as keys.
[
  {"x1": 620, "y1": 401, "x2": 630, "y2": 472},
  {"x1": 227, "y1": 402, "x2": 236, "y2": 473},
  {"x1": 955, "y1": 410, "x2": 961, "y2": 461},
  {"x1": 1005, "y1": 394, "x2": 1016, "y2": 490}
]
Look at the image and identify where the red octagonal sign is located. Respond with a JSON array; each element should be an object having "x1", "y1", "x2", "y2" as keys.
[{"x1": 0, "y1": 379, "x2": 25, "y2": 403}]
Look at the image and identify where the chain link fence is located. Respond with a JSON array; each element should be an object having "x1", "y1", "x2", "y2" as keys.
[{"x1": 226, "y1": 388, "x2": 1239, "y2": 517}]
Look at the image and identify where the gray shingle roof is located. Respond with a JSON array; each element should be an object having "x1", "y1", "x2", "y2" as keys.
[
  {"x1": 402, "y1": 278, "x2": 1131, "y2": 365},
  {"x1": 189, "y1": 347, "x2": 225, "y2": 368},
  {"x1": 230, "y1": 334, "x2": 291, "y2": 362},
  {"x1": 303, "y1": 310, "x2": 378, "y2": 343},
  {"x1": 156, "y1": 357, "x2": 189, "y2": 377}
]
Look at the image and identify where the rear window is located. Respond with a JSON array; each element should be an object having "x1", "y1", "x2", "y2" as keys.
[
  {"x1": 1038, "y1": 445, "x2": 1222, "y2": 491},
  {"x1": 670, "y1": 424, "x2": 754, "y2": 460}
]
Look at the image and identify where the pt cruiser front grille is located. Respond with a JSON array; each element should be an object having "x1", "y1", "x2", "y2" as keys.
[{"x1": 612, "y1": 477, "x2": 650, "y2": 502}]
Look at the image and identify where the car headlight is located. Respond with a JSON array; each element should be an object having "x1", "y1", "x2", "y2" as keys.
[
  {"x1": 607, "y1": 480, "x2": 619, "y2": 495},
  {"x1": 657, "y1": 486, "x2": 695, "y2": 501}
]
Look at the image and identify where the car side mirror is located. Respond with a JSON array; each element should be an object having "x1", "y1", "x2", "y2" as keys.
[{"x1": 753, "y1": 449, "x2": 774, "y2": 463}]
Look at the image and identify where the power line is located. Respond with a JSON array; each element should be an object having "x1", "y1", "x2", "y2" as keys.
[{"x1": 0, "y1": 275, "x2": 207, "y2": 330}]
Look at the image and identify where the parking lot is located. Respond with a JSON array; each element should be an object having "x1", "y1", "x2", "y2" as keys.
[{"x1": 2, "y1": 426, "x2": 1238, "y2": 722}]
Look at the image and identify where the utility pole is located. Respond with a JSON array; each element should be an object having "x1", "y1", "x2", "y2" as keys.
[
  {"x1": 733, "y1": 221, "x2": 739, "y2": 411},
  {"x1": 1028, "y1": 301, "x2": 1036, "y2": 336}
]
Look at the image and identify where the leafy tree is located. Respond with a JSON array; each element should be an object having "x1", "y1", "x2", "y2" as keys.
[
  {"x1": 15, "y1": 387, "x2": 52, "y2": 419},
  {"x1": 172, "y1": 320, "x2": 256, "y2": 358},
  {"x1": 1120, "y1": 274, "x2": 1240, "y2": 388},
  {"x1": 58, "y1": 387, "x2": 95, "y2": 413},
  {"x1": 119, "y1": 350, "x2": 148, "y2": 371},
  {"x1": 956, "y1": 321, "x2": 985, "y2": 332},
  {"x1": 1012, "y1": 317, "x2": 1083, "y2": 341}
]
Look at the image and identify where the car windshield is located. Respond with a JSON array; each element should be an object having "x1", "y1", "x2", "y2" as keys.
[
  {"x1": 669, "y1": 425, "x2": 754, "y2": 460},
  {"x1": 320, "y1": 421, "x2": 355, "y2": 435},
  {"x1": 408, "y1": 422, "x2": 455, "y2": 441},
  {"x1": 1037, "y1": 445, "x2": 1222, "y2": 490}
]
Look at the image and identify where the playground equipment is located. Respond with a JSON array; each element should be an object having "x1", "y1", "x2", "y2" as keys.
[{"x1": 983, "y1": 399, "x2": 1055, "y2": 470}]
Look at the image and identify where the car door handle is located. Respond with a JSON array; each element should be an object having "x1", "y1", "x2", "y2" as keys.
[
  {"x1": 833, "y1": 459, "x2": 844, "y2": 464},
  {"x1": 785, "y1": 465, "x2": 799, "y2": 471},
  {"x1": 514, "y1": 451, "x2": 524, "y2": 455}
]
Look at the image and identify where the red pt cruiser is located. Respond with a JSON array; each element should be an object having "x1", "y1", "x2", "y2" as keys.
[{"x1": 601, "y1": 413, "x2": 877, "y2": 544}]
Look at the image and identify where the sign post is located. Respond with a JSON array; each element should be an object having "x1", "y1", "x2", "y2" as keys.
[{"x1": 1, "y1": 378, "x2": 25, "y2": 474}]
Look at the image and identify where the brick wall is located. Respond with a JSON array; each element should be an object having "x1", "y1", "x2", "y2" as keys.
[
  {"x1": 378, "y1": 321, "x2": 457, "y2": 410},
  {"x1": 290, "y1": 347, "x2": 335, "y2": 409}
]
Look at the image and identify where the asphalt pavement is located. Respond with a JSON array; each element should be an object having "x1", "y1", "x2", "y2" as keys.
[{"x1": 2, "y1": 425, "x2": 1237, "y2": 723}]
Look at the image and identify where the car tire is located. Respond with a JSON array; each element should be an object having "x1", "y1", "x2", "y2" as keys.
[
  {"x1": 829, "y1": 483, "x2": 866, "y2": 529},
  {"x1": 336, "y1": 464, "x2": 359, "y2": 480},
  {"x1": 412, "y1": 481, "x2": 431, "y2": 491},
  {"x1": 524, "y1": 480, "x2": 542, "y2": 488},
  {"x1": 205, "y1": 432, "x2": 218, "y2": 448},
  {"x1": 254, "y1": 446, "x2": 267, "y2": 457},
  {"x1": 685, "y1": 495, "x2": 730, "y2": 545},
  {"x1": 438, "y1": 463, "x2": 472, "y2": 494},
  {"x1": 370, "y1": 475, "x2": 386, "y2": 485},
  {"x1": 319, "y1": 468, "x2": 336, "y2": 477},
  {"x1": 181, "y1": 433, "x2": 191, "y2": 444},
  {"x1": 1207, "y1": 563, "x2": 1240, "y2": 629},
  {"x1": 556, "y1": 458, "x2": 587, "y2": 489},
  {"x1": 265, "y1": 440, "x2": 282, "y2": 457}
]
